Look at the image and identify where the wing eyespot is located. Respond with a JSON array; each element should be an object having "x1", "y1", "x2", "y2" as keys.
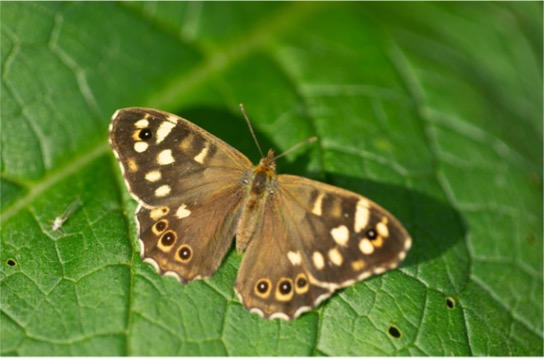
[
  {"x1": 365, "y1": 227, "x2": 384, "y2": 248},
  {"x1": 138, "y1": 128, "x2": 153, "y2": 140},
  {"x1": 366, "y1": 228, "x2": 377, "y2": 240},
  {"x1": 157, "y1": 230, "x2": 176, "y2": 252},
  {"x1": 276, "y1": 278, "x2": 294, "y2": 301},
  {"x1": 254, "y1": 279, "x2": 272, "y2": 298},
  {"x1": 152, "y1": 219, "x2": 168, "y2": 235},
  {"x1": 176, "y1": 244, "x2": 193, "y2": 263},
  {"x1": 160, "y1": 231, "x2": 176, "y2": 247},
  {"x1": 295, "y1": 273, "x2": 309, "y2": 294}
]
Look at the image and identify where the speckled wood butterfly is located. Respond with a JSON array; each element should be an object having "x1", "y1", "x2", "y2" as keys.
[{"x1": 109, "y1": 107, "x2": 411, "y2": 320}]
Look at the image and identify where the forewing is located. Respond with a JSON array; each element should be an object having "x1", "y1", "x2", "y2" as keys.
[{"x1": 279, "y1": 175, "x2": 412, "y2": 288}]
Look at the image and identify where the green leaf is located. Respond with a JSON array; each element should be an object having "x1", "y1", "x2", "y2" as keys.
[{"x1": 1, "y1": 2, "x2": 542, "y2": 356}]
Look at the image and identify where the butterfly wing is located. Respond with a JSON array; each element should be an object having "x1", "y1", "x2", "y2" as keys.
[
  {"x1": 110, "y1": 107, "x2": 253, "y2": 282},
  {"x1": 234, "y1": 174, "x2": 411, "y2": 319}
]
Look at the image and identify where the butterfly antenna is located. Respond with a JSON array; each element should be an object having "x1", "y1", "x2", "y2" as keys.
[
  {"x1": 239, "y1": 104, "x2": 265, "y2": 158},
  {"x1": 274, "y1": 136, "x2": 318, "y2": 160}
]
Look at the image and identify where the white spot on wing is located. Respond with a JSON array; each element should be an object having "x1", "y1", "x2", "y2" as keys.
[
  {"x1": 328, "y1": 248, "x2": 343, "y2": 266},
  {"x1": 359, "y1": 238, "x2": 374, "y2": 254},
  {"x1": 164, "y1": 271, "x2": 182, "y2": 282},
  {"x1": 157, "y1": 149, "x2": 175, "y2": 165},
  {"x1": 312, "y1": 193, "x2": 325, "y2": 216},
  {"x1": 312, "y1": 251, "x2": 325, "y2": 270},
  {"x1": 155, "y1": 185, "x2": 171, "y2": 197},
  {"x1": 176, "y1": 204, "x2": 191, "y2": 219},
  {"x1": 135, "y1": 119, "x2": 149, "y2": 128},
  {"x1": 149, "y1": 207, "x2": 167, "y2": 220},
  {"x1": 250, "y1": 308, "x2": 265, "y2": 318},
  {"x1": 194, "y1": 145, "x2": 209, "y2": 164},
  {"x1": 134, "y1": 141, "x2": 148, "y2": 153},
  {"x1": 358, "y1": 271, "x2": 372, "y2": 280},
  {"x1": 313, "y1": 292, "x2": 333, "y2": 307},
  {"x1": 287, "y1": 251, "x2": 302, "y2": 266},
  {"x1": 269, "y1": 312, "x2": 290, "y2": 321},
  {"x1": 404, "y1": 237, "x2": 412, "y2": 250},
  {"x1": 330, "y1": 225, "x2": 349, "y2": 247},
  {"x1": 155, "y1": 121, "x2": 176, "y2": 144},
  {"x1": 143, "y1": 257, "x2": 160, "y2": 272},
  {"x1": 145, "y1": 170, "x2": 161, "y2": 182},
  {"x1": 377, "y1": 221, "x2": 389, "y2": 238},
  {"x1": 138, "y1": 239, "x2": 145, "y2": 257},
  {"x1": 293, "y1": 306, "x2": 312, "y2": 319},
  {"x1": 354, "y1": 199, "x2": 370, "y2": 232}
]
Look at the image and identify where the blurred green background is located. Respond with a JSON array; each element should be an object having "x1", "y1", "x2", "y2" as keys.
[{"x1": 1, "y1": 2, "x2": 542, "y2": 356}]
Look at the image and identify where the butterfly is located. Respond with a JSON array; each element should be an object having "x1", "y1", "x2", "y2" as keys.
[{"x1": 109, "y1": 106, "x2": 411, "y2": 320}]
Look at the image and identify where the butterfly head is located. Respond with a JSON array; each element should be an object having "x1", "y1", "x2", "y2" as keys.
[
  {"x1": 257, "y1": 149, "x2": 277, "y2": 171},
  {"x1": 249, "y1": 149, "x2": 277, "y2": 195}
]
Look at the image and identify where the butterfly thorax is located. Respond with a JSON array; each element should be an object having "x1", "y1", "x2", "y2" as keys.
[{"x1": 236, "y1": 149, "x2": 278, "y2": 253}]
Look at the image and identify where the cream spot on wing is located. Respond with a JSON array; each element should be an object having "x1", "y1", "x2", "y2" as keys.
[
  {"x1": 354, "y1": 199, "x2": 370, "y2": 232},
  {"x1": 293, "y1": 306, "x2": 313, "y2": 319},
  {"x1": 269, "y1": 312, "x2": 290, "y2": 321},
  {"x1": 404, "y1": 237, "x2": 412, "y2": 250},
  {"x1": 143, "y1": 257, "x2": 160, "y2": 272},
  {"x1": 312, "y1": 251, "x2": 325, "y2": 270},
  {"x1": 374, "y1": 267, "x2": 386, "y2": 275},
  {"x1": 155, "y1": 121, "x2": 176, "y2": 144},
  {"x1": 134, "y1": 141, "x2": 148, "y2": 153},
  {"x1": 250, "y1": 308, "x2": 265, "y2": 318},
  {"x1": 134, "y1": 119, "x2": 149, "y2": 128},
  {"x1": 328, "y1": 248, "x2": 343, "y2": 266},
  {"x1": 377, "y1": 220, "x2": 389, "y2": 238},
  {"x1": 111, "y1": 110, "x2": 120, "y2": 121},
  {"x1": 194, "y1": 144, "x2": 209, "y2": 164},
  {"x1": 359, "y1": 238, "x2": 374, "y2": 255},
  {"x1": 155, "y1": 185, "x2": 171, "y2": 197},
  {"x1": 176, "y1": 204, "x2": 191, "y2": 219},
  {"x1": 149, "y1": 207, "x2": 169, "y2": 220},
  {"x1": 167, "y1": 115, "x2": 179, "y2": 123},
  {"x1": 157, "y1": 149, "x2": 175, "y2": 165},
  {"x1": 312, "y1": 192, "x2": 325, "y2": 216},
  {"x1": 388, "y1": 261, "x2": 399, "y2": 269},
  {"x1": 287, "y1": 251, "x2": 302, "y2": 266},
  {"x1": 351, "y1": 260, "x2": 365, "y2": 271},
  {"x1": 330, "y1": 225, "x2": 349, "y2": 247},
  {"x1": 371, "y1": 236, "x2": 384, "y2": 248},
  {"x1": 164, "y1": 271, "x2": 181, "y2": 282},
  {"x1": 145, "y1": 170, "x2": 161, "y2": 182},
  {"x1": 127, "y1": 158, "x2": 138, "y2": 172}
]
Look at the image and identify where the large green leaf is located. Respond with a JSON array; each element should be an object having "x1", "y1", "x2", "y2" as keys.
[{"x1": 1, "y1": 2, "x2": 542, "y2": 356}]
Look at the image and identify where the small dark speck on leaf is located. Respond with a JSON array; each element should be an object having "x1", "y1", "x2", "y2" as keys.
[
  {"x1": 388, "y1": 325, "x2": 401, "y2": 338},
  {"x1": 6, "y1": 258, "x2": 17, "y2": 267},
  {"x1": 446, "y1": 297, "x2": 456, "y2": 309}
]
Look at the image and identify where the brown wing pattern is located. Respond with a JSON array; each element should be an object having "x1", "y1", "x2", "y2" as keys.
[
  {"x1": 234, "y1": 174, "x2": 411, "y2": 319},
  {"x1": 110, "y1": 107, "x2": 253, "y2": 282}
]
